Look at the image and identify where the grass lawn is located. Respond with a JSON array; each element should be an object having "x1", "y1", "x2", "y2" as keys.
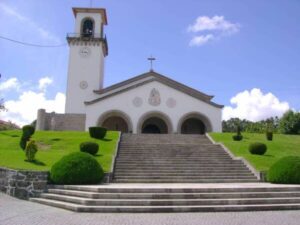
[
  {"x1": 210, "y1": 133, "x2": 300, "y2": 172},
  {"x1": 0, "y1": 130, "x2": 119, "y2": 172}
]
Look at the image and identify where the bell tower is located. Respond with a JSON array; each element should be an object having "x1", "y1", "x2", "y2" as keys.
[{"x1": 65, "y1": 8, "x2": 108, "y2": 114}]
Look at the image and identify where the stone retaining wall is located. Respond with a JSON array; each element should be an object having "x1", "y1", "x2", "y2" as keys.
[
  {"x1": 0, "y1": 167, "x2": 49, "y2": 200},
  {"x1": 36, "y1": 109, "x2": 86, "y2": 131}
]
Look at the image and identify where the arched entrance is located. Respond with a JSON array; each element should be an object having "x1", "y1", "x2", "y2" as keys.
[
  {"x1": 181, "y1": 118, "x2": 206, "y2": 134},
  {"x1": 102, "y1": 116, "x2": 128, "y2": 133},
  {"x1": 178, "y1": 112, "x2": 212, "y2": 134},
  {"x1": 98, "y1": 110, "x2": 133, "y2": 133},
  {"x1": 137, "y1": 111, "x2": 173, "y2": 134},
  {"x1": 142, "y1": 117, "x2": 168, "y2": 134}
]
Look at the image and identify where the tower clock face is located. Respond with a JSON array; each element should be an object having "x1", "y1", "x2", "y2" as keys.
[{"x1": 79, "y1": 47, "x2": 91, "y2": 57}]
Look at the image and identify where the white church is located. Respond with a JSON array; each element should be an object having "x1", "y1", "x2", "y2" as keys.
[{"x1": 36, "y1": 7, "x2": 223, "y2": 134}]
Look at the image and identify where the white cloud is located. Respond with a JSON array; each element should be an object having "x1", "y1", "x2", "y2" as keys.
[
  {"x1": 0, "y1": 3, "x2": 60, "y2": 43},
  {"x1": 38, "y1": 77, "x2": 53, "y2": 91},
  {"x1": 189, "y1": 34, "x2": 214, "y2": 46},
  {"x1": 188, "y1": 16, "x2": 240, "y2": 34},
  {"x1": 223, "y1": 88, "x2": 290, "y2": 122},
  {"x1": 187, "y1": 15, "x2": 240, "y2": 46},
  {"x1": 0, "y1": 77, "x2": 20, "y2": 91},
  {"x1": 0, "y1": 77, "x2": 65, "y2": 126}
]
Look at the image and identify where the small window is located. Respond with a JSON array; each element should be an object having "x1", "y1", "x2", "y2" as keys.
[{"x1": 82, "y1": 18, "x2": 94, "y2": 37}]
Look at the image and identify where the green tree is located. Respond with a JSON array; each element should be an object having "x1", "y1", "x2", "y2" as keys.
[{"x1": 279, "y1": 110, "x2": 300, "y2": 134}]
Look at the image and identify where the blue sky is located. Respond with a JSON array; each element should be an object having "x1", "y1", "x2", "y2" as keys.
[{"x1": 0, "y1": 0, "x2": 299, "y2": 125}]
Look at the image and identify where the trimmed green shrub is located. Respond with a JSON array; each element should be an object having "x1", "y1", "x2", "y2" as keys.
[
  {"x1": 232, "y1": 135, "x2": 243, "y2": 141},
  {"x1": 232, "y1": 125, "x2": 243, "y2": 141},
  {"x1": 50, "y1": 152, "x2": 104, "y2": 184},
  {"x1": 268, "y1": 156, "x2": 300, "y2": 184},
  {"x1": 266, "y1": 131, "x2": 273, "y2": 141},
  {"x1": 80, "y1": 142, "x2": 99, "y2": 155},
  {"x1": 89, "y1": 127, "x2": 107, "y2": 139},
  {"x1": 23, "y1": 125, "x2": 35, "y2": 136},
  {"x1": 249, "y1": 142, "x2": 267, "y2": 155},
  {"x1": 19, "y1": 125, "x2": 35, "y2": 150},
  {"x1": 25, "y1": 140, "x2": 38, "y2": 162}
]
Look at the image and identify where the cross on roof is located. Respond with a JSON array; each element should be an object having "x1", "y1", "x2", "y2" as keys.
[{"x1": 147, "y1": 56, "x2": 156, "y2": 72}]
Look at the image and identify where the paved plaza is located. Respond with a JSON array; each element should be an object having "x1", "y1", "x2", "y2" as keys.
[{"x1": 1, "y1": 193, "x2": 300, "y2": 225}]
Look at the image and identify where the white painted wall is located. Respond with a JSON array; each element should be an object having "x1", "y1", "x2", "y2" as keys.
[
  {"x1": 85, "y1": 81, "x2": 222, "y2": 133},
  {"x1": 65, "y1": 12, "x2": 105, "y2": 114}
]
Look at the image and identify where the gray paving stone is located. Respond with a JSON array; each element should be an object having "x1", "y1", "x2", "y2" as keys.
[{"x1": 1, "y1": 193, "x2": 300, "y2": 225}]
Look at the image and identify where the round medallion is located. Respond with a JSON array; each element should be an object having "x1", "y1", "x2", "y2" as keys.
[
  {"x1": 166, "y1": 98, "x2": 176, "y2": 108},
  {"x1": 79, "y1": 81, "x2": 88, "y2": 89},
  {"x1": 132, "y1": 97, "x2": 143, "y2": 107},
  {"x1": 79, "y1": 47, "x2": 91, "y2": 57}
]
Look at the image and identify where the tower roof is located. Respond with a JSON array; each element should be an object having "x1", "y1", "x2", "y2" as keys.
[{"x1": 72, "y1": 7, "x2": 108, "y2": 25}]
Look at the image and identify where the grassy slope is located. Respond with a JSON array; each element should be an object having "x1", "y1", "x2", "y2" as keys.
[
  {"x1": 210, "y1": 133, "x2": 300, "y2": 172},
  {"x1": 0, "y1": 130, "x2": 119, "y2": 172}
]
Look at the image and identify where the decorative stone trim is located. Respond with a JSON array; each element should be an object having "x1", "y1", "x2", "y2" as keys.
[
  {"x1": 109, "y1": 132, "x2": 122, "y2": 182},
  {"x1": 0, "y1": 167, "x2": 49, "y2": 200}
]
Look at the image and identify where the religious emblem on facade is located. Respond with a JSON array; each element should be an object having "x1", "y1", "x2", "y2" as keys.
[
  {"x1": 166, "y1": 97, "x2": 176, "y2": 108},
  {"x1": 148, "y1": 88, "x2": 161, "y2": 106},
  {"x1": 132, "y1": 97, "x2": 143, "y2": 107}
]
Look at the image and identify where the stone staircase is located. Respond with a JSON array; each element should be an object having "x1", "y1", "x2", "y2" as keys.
[
  {"x1": 29, "y1": 134, "x2": 300, "y2": 212},
  {"x1": 113, "y1": 134, "x2": 258, "y2": 183},
  {"x1": 30, "y1": 184, "x2": 300, "y2": 212}
]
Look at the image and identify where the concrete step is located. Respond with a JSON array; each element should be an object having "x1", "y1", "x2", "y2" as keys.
[
  {"x1": 114, "y1": 174, "x2": 256, "y2": 179},
  {"x1": 116, "y1": 163, "x2": 248, "y2": 170},
  {"x1": 113, "y1": 172, "x2": 253, "y2": 176},
  {"x1": 30, "y1": 198, "x2": 300, "y2": 212},
  {"x1": 117, "y1": 154, "x2": 231, "y2": 158},
  {"x1": 113, "y1": 179, "x2": 258, "y2": 183},
  {"x1": 114, "y1": 170, "x2": 252, "y2": 174},
  {"x1": 40, "y1": 193, "x2": 300, "y2": 206},
  {"x1": 118, "y1": 152, "x2": 229, "y2": 155},
  {"x1": 116, "y1": 156, "x2": 232, "y2": 160},
  {"x1": 48, "y1": 189, "x2": 300, "y2": 200},
  {"x1": 48, "y1": 185, "x2": 300, "y2": 193},
  {"x1": 115, "y1": 161, "x2": 243, "y2": 165},
  {"x1": 118, "y1": 150, "x2": 228, "y2": 153},
  {"x1": 117, "y1": 153, "x2": 230, "y2": 156},
  {"x1": 51, "y1": 189, "x2": 300, "y2": 199}
]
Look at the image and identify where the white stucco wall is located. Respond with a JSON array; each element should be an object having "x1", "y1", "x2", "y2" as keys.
[
  {"x1": 85, "y1": 81, "x2": 222, "y2": 133},
  {"x1": 65, "y1": 11, "x2": 105, "y2": 114}
]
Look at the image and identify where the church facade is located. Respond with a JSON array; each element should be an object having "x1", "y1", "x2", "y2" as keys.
[{"x1": 36, "y1": 7, "x2": 223, "y2": 134}]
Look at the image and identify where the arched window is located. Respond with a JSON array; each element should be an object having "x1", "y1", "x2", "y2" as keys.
[{"x1": 81, "y1": 18, "x2": 94, "y2": 37}]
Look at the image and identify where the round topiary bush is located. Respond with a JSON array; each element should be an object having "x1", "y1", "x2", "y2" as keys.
[
  {"x1": 268, "y1": 156, "x2": 300, "y2": 184},
  {"x1": 50, "y1": 152, "x2": 104, "y2": 184},
  {"x1": 232, "y1": 135, "x2": 243, "y2": 141},
  {"x1": 248, "y1": 142, "x2": 267, "y2": 155},
  {"x1": 80, "y1": 142, "x2": 99, "y2": 155},
  {"x1": 89, "y1": 127, "x2": 107, "y2": 139}
]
